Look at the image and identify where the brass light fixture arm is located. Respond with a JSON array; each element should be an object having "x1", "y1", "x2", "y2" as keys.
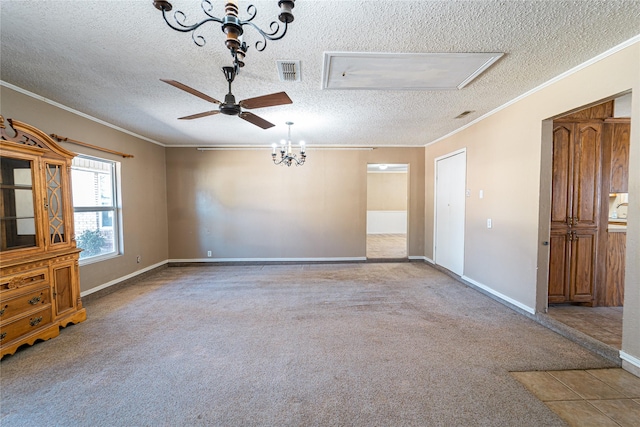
[
  {"x1": 272, "y1": 152, "x2": 306, "y2": 167},
  {"x1": 154, "y1": 1, "x2": 224, "y2": 47},
  {"x1": 153, "y1": 0, "x2": 294, "y2": 54}
]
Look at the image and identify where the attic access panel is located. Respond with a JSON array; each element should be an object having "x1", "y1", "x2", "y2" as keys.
[{"x1": 322, "y1": 52, "x2": 503, "y2": 90}]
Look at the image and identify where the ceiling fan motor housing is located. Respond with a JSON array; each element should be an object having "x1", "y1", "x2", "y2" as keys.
[{"x1": 221, "y1": 93, "x2": 241, "y2": 115}]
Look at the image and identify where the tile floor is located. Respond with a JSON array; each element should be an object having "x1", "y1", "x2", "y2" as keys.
[
  {"x1": 512, "y1": 368, "x2": 640, "y2": 426},
  {"x1": 366, "y1": 233, "x2": 407, "y2": 259},
  {"x1": 548, "y1": 305, "x2": 623, "y2": 349}
]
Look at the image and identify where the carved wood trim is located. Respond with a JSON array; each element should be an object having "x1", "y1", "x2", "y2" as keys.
[{"x1": 0, "y1": 116, "x2": 76, "y2": 159}]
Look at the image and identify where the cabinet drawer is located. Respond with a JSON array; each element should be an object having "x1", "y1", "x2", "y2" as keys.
[
  {"x1": 0, "y1": 306, "x2": 52, "y2": 345},
  {"x1": 0, "y1": 287, "x2": 51, "y2": 322},
  {"x1": 0, "y1": 267, "x2": 49, "y2": 295}
]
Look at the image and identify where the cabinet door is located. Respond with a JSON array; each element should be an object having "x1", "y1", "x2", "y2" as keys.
[
  {"x1": 44, "y1": 160, "x2": 73, "y2": 250},
  {"x1": 568, "y1": 230, "x2": 597, "y2": 303},
  {"x1": 610, "y1": 122, "x2": 630, "y2": 193},
  {"x1": 548, "y1": 230, "x2": 570, "y2": 303},
  {"x1": 52, "y1": 261, "x2": 76, "y2": 317},
  {"x1": 604, "y1": 232, "x2": 626, "y2": 306},
  {"x1": 0, "y1": 151, "x2": 44, "y2": 254},
  {"x1": 551, "y1": 124, "x2": 573, "y2": 228},
  {"x1": 572, "y1": 123, "x2": 602, "y2": 228}
]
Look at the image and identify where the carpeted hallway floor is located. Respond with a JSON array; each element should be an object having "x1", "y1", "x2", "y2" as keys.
[{"x1": 0, "y1": 263, "x2": 617, "y2": 426}]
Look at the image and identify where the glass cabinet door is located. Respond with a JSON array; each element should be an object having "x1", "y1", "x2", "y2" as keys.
[
  {"x1": 45, "y1": 162, "x2": 67, "y2": 245},
  {"x1": 0, "y1": 156, "x2": 38, "y2": 251}
]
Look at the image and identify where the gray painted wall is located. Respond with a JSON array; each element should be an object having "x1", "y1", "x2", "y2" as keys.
[{"x1": 165, "y1": 147, "x2": 424, "y2": 260}]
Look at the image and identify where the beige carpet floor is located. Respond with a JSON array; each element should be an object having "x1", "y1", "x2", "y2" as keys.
[{"x1": 0, "y1": 263, "x2": 616, "y2": 426}]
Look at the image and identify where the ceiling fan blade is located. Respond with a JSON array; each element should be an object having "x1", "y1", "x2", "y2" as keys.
[
  {"x1": 240, "y1": 92, "x2": 292, "y2": 109},
  {"x1": 160, "y1": 79, "x2": 221, "y2": 105},
  {"x1": 178, "y1": 110, "x2": 220, "y2": 120},
  {"x1": 239, "y1": 112, "x2": 275, "y2": 129}
]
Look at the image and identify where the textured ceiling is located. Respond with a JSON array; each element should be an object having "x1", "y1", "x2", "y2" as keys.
[{"x1": 1, "y1": 1, "x2": 639, "y2": 148}]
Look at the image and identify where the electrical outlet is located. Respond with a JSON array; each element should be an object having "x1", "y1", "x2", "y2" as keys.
[
  {"x1": 136, "y1": 255, "x2": 141, "y2": 263},
  {"x1": 487, "y1": 218, "x2": 492, "y2": 229},
  {"x1": 207, "y1": 251, "x2": 212, "y2": 257}
]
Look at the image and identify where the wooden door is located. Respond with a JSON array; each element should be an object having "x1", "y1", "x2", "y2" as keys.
[
  {"x1": 549, "y1": 124, "x2": 574, "y2": 303},
  {"x1": 548, "y1": 230, "x2": 570, "y2": 303},
  {"x1": 571, "y1": 123, "x2": 601, "y2": 229},
  {"x1": 53, "y1": 261, "x2": 75, "y2": 317},
  {"x1": 550, "y1": 124, "x2": 573, "y2": 229},
  {"x1": 609, "y1": 122, "x2": 630, "y2": 193},
  {"x1": 568, "y1": 229, "x2": 598, "y2": 302},
  {"x1": 548, "y1": 121, "x2": 601, "y2": 304}
]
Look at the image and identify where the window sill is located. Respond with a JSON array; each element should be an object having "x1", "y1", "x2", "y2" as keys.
[{"x1": 78, "y1": 252, "x2": 121, "y2": 267}]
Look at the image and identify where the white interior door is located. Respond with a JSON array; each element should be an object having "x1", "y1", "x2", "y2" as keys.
[{"x1": 435, "y1": 151, "x2": 466, "y2": 275}]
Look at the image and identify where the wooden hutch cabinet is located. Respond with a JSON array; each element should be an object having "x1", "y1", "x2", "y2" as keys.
[{"x1": 0, "y1": 116, "x2": 86, "y2": 358}]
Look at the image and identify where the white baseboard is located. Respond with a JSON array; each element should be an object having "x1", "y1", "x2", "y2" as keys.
[
  {"x1": 168, "y1": 257, "x2": 368, "y2": 263},
  {"x1": 620, "y1": 351, "x2": 640, "y2": 375},
  {"x1": 461, "y1": 275, "x2": 535, "y2": 314},
  {"x1": 408, "y1": 256, "x2": 427, "y2": 261},
  {"x1": 424, "y1": 257, "x2": 435, "y2": 264},
  {"x1": 80, "y1": 260, "x2": 168, "y2": 297}
]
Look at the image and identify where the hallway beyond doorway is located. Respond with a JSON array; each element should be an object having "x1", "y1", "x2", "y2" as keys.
[{"x1": 366, "y1": 233, "x2": 407, "y2": 259}]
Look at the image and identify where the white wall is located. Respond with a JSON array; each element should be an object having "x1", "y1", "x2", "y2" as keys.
[{"x1": 367, "y1": 211, "x2": 407, "y2": 234}]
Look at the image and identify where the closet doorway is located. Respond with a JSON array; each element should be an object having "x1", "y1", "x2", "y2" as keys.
[
  {"x1": 434, "y1": 150, "x2": 466, "y2": 276},
  {"x1": 366, "y1": 164, "x2": 408, "y2": 259}
]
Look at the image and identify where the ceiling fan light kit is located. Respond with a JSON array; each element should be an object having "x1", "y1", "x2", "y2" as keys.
[{"x1": 272, "y1": 122, "x2": 306, "y2": 167}]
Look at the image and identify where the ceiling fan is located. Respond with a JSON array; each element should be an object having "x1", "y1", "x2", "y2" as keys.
[{"x1": 161, "y1": 66, "x2": 292, "y2": 129}]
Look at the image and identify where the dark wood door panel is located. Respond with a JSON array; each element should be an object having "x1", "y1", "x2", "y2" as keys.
[
  {"x1": 572, "y1": 123, "x2": 601, "y2": 228},
  {"x1": 54, "y1": 265, "x2": 74, "y2": 315},
  {"x1": 551, "y1": 125, "x2": 573, "y2": 227},
  {"x1": 610, "y1": 122, "x2": 630, "y2": 193},
  {"x1": 548, "y1": 232, "x2": 570, "y2": 303},
  {"x1": 569, "y1": 231, "x2": 597, "y2": 303}
]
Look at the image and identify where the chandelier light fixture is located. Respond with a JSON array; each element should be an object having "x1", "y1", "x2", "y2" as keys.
[
  {"x1": 272, "y1": 122, "x2": 306, "y2": 167},
  {"x1": 153, "y1": 0, "x2": 295, "y2": 71}
]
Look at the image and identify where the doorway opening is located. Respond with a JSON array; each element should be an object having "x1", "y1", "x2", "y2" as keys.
[
  {"x1": 366, "y1": 164, "x2": 408, "y2": 259},
  {"x1": 542, "y1": 93, "x2": 631, "y2": 351}
]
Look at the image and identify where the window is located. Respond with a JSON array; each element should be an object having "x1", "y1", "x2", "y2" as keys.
[{"x1": 71, "y1": 155, "x2": 121, "y2": 261}]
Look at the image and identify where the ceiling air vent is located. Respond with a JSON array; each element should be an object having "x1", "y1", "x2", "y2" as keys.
[{"x1": 276, "y1": 60, "x2": 301, "y2": 82}]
